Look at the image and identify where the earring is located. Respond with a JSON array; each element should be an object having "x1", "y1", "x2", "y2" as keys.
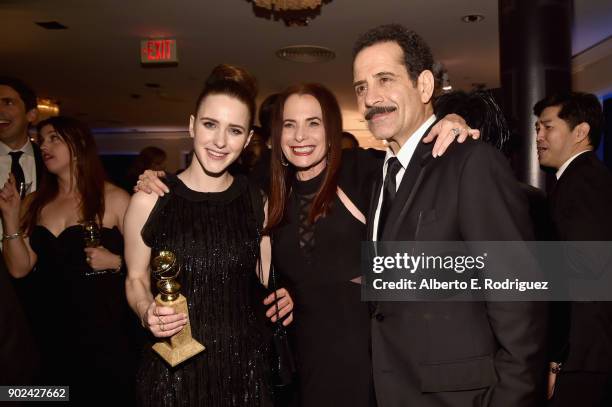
[{"x1": 280, "y1": 154, "x2": 289, "y2": 167}]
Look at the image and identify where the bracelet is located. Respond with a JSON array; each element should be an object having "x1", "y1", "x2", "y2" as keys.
[{"x1": 2, "y1": 231, "x2": 23, "y2": 240}]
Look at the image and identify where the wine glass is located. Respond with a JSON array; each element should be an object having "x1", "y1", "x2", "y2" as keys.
[{"x1": 18, "y1": 181, "x2": 33, "y2": 199}]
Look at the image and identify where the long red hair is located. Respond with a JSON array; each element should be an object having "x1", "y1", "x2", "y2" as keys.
[
  {"x1": 266, "y1": 83, "x2": 343, "y2": 232},
  {"x1": 24, "y1": 116, "x2": 107, "y2": 234}
]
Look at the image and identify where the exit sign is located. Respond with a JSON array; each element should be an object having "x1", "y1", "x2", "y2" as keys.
[{"x1": 141, "y1": 39, "x2": 178, "y2": 64}]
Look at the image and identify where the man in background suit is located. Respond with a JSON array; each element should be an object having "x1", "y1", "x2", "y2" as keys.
[
  {"x1": 0, "y1": 76, "x2": 43, "y2": 383},
  {"x1": 535, "y1": 92, "x2": 612, "y2": 406},
  {"x1": 0, "y1": 76, "x2": 44, "y2": 196},
  {"x1": 352, "y1": 24, "x2": 548, "y2": 406},
  {"x1": 0, "y1": 258, "x2": 38, "y2": 384}
]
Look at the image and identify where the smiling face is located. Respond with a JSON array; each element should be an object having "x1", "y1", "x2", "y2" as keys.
[
  {"x1": 352, "y1": 41, "x2": 434, "y2": 152},
  {"x1": 38, "y1": 124, "x2": 72, "y2": 175},
  {"x1": 280, "y1": 93, "x2": 328, "y2": 180},
  {"x1": 0, "y1": 85, "x2": 37, "y2": 148},
  {"x1": 189, "y1": 93, "x2": 252, "y2": 176},
  {"x1": 535, "y1": 105, "x2": 591, "y2": 170}
]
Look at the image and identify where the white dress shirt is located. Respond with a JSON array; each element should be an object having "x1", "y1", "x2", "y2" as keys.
[
  {"x1": 0, "y1": 139, "x2": 38, "y2": 242},
  {"x1": 555, "y1": 150, "x2": 590, "y2": 180},
  {"x1": 372, "y1": 115, "x2": 436, "y2": 241}
]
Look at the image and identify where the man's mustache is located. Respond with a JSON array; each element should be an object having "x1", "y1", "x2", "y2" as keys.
[{"x1": 364, "y1": 106, "x2": 397, "y2": 121}]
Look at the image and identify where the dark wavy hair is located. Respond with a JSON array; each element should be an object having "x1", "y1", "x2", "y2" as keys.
[
  {"x1": 533, "y1": 92, "x2": 603, "y2": 149},
  {"x1": 353, "y1": 24, "x2": 434, "y2": 84},
  {"x1": 266, "y1": 83, "x2": 343, "y2": 231},
  {"x1": 23, "y1": 116, "x2": 107, "y2": 234},
  {"x1": 0, "y1": 76, "x2": 37, "y2": 112},
  {"x1": 434, "y1": 90, "x2": 510, "y2": 153}
]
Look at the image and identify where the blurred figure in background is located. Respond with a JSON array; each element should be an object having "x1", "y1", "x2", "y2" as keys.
[
  {"x1": 0, "y1": 76, "x2": 42, "y2": 384},
  {"x1": 534, "y1": 92, "x2": 612, "y2": 407},
  {"x1": 434, "y1": 89, "x2": 554, "y2": 240},
  {"x1": 248, "y1": 93, "x2": 280, "y2": 192},
  {"x1": 124, "y1": 146, "x2": 167, "y2": 193},
  {"x1": 341, "y1": 131, "x2": 359, "y2": 149}
]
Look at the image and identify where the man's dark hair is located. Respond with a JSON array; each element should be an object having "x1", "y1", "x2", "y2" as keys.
[
  {"x1": 435, "y1": 90, "x2": 510, "y2": 153},
  {"x1": 533, "y1": 92, "x2": 603, "y2": 149},
  {"x1": 353, "y1": 24, "x2": 434, "y2": 83},
  {"x1": 341, "y1": 131, "x2": 359, "y2": 148},
  {"x1": 0, "y1": 76, "x2": 37, "y2": 112},
  {"x1": 258, "y1": 93, "x2": 280, "y2": 142}
]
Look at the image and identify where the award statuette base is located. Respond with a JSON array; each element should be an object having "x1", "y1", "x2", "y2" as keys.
[{"x1": 152, "y1": 293, "x2": 205, "y2": 367}]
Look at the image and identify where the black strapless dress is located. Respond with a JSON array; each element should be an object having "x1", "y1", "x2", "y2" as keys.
[
  {"x1": 135, "y1": 174, "x2": 272, "y2": 407},
  {"x1": 24, "y1": 224, "x2": 140, "y2": 404}
]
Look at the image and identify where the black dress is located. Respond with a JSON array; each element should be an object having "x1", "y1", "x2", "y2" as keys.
[
  {"x1": 25, "y1": 223, "x2": 139, "y2": 404},
  {"x1": 272, "y1": 149, "x2": 383, "y2": 407},
  {"x1": 136, "y1": 173, "x2": 272, "y2": 407}
]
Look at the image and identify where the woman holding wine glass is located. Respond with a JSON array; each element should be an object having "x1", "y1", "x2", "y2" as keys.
[{"x1": 0, "y1": 116, "x2": 139, "y2": 404}]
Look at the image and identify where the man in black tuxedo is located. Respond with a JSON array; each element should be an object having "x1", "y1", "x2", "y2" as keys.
[
  {"x1": 352, "y1": 24, "x2": 548, "y2": 406},
  {"x1": 534, "y1": 93, "x2": 612, "y2": 406}
]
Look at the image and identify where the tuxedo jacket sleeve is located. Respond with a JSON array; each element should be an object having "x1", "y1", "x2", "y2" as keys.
[{"x1": 457, "y1": 143, "x2": 548, "y2": 406}]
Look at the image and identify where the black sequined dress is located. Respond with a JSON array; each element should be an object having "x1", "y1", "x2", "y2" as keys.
[{"x1": 136, "y1": 173, "x2": 271, "y2": 407}]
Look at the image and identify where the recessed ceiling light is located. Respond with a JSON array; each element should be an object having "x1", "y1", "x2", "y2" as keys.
[
  {"x1": 461, "y1": 14, "x2": 485, "y2": 23},
  {"x1": 442, "y1": 85, "x2": 453, "y2": 91},
  {"x1": 35, "y1": 21, "x2": 68, "y2": 30},
  {"x1": 276, "y1": 45, "x2": 335, "y2": 63}
]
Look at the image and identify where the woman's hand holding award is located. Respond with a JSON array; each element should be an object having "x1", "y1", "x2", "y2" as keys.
[{"x1": 151, "y1": 250, "x2": 205, "y2": 367}]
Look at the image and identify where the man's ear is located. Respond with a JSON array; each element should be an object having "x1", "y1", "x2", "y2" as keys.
[
  {"x1": 188, "y1": 115, "x2": 195, "y2": 139},
  {"x1": 244, "y1": 129, "x2": 254, "y2": 150},
  {"x1": 573, "y1": 122, "x2": 591, "y2": 145},
  {"x1": 417, "y1": 70, "x2": 435, "y2": 104},
  {"x1": 26, "y1": 108, "x2": 38, "y2": 125}
]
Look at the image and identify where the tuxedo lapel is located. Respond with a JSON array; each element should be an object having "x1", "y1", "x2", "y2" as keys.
[
  {"x1": 549, "y1": 152, "x2": 592, "y2": 210},
  {"x1": 381, "y1": 136, "x2": 434, "y2": 241}
]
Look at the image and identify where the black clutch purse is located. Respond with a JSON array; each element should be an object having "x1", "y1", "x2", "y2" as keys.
[
  {"x1": 248, "y1": 185, "x2": 296, "y2": 389},
  {"x1": 268, "y1": 264, "x2": 296, "y2": 388}
]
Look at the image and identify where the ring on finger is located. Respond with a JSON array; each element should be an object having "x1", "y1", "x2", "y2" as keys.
[
  {"x1": 450, "y1": 127, "x2": 461, "y2": 137},
  {"x1": 158, "y1": 316, "x2": 164, "y2": 325},
  {"x1": 160, "y1": 323, "x2": 165, "y2": 332}
]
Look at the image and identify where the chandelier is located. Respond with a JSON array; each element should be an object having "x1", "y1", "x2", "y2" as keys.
[{"x1": 247, "y1": 0, "x2": 332, "y2": 26}]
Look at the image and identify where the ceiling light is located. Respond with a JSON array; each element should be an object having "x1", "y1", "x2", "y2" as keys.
[
  {"x1": 276, "y1": 45, "x2": 335, "y2": 63},
  {"x1": 37, "y1": 98, "x2": 60, "y2": 116},
  {"x1": 247, "y1": 0, "x2": 332, "y2": 26}
]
